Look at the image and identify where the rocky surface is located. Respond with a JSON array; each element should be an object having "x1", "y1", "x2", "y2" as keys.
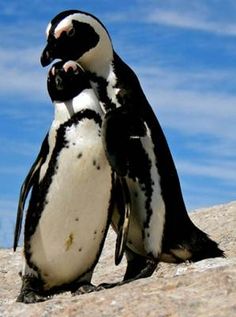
[{"x1": 0, "y1": 201, "x2": 235, "y2": 316}]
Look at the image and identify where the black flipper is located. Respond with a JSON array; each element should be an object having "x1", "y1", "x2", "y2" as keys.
[
  {"x1": 102, "y1": 107, "x2": 149, "y2": 267},
  {"x1": 102, "y1": 107, "x2": 146, "y2": 177},
  {"x1": 102, "y1": 106, "x2": 157, "y2": 279},
  {"x1": 114, "y1": 176, "x2": 131, "y2": 265},
  {"x1": 13, "y1": 134, "x2": 49, "y2": 251}
]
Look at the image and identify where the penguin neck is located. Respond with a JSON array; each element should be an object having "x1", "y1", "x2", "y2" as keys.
[
  {"x1": 79, "y1": 35, "x2": 113, "y2": 79},
  {"x1": 80, "y1": 54, "x2": 113, "y2": 79},
  {"x1": 53, "y1": 88, "x2": 102, "y2": 125},
  {"x1": 82, "y1": 52, "x2": 124, "y2": 112},
  {"x1": 53, "y1": 100, "x2": 74, "y2": 124}
]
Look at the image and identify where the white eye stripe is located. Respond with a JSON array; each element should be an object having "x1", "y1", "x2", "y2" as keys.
[
  {"x1": 54, "y1": 26, "x2": 71, "y2": 39},
  {"x1": 63, "y1": 61, "x2": 79, "y2": 73},
  {"x1": 54, "y1": 16, "x2": 73, "y2": 39}
]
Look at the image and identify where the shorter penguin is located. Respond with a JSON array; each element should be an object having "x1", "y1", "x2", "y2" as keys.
[{"x1": 14, "y1": 61, "x2": 129, "y2": 303}]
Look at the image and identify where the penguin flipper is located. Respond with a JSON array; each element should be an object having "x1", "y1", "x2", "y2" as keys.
[
  {"x1": 102, "y1": 107, "x2": 146, "y2": 176},
  {"x1": 114, "y1": 176, "x2": 131, "y2": 265},
  {"x1": 13, "y1": 134, "x2": 49, "y2": 251}
]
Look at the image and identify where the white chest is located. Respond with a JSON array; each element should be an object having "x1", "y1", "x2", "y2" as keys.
[{"x1": 29, "y1": 116, "x2": 112, "y2": 289}]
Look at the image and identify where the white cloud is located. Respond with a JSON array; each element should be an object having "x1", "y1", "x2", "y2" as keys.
[
  {"x1": 0, "y1": 138, "x2": 38, "y2": 157},
  {"x1": 0, "y1": 47, "x2": 47, "y2": 100},
  {"x1": 0, "y1": 199, "x2": 17, "y2": 216},
  {"x1": 134, "y1": 64, "x2": 236, "y2": 196},
  {"x1": 105, "y1": 1, "x2": 236, "y2": 37},
  {"x1": 177, "y1": 159, "x2": 236, "y2": 183},
  {"x1": 137, "y1": 66, "x2": 236, "y2": 140},
  {"x1": 176, "y1": 155, "x2": 236, "y2": 209},
  {"x1": 0, "y1": 166, "x2": 27, "y2": 176},
  {"x1": 154, "y1": 89, "x2": 236, "y2": 138},
  {"x1": 147, "y1": 9, "x2": 236, "y2": 36}
]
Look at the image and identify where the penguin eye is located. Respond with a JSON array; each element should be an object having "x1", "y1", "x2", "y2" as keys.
[{"x1": 67, "y1": 27, "x2": 76, "y2": 37}]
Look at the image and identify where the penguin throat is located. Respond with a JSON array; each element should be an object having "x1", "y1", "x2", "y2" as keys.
[
  {"x1": 78, "y1": 38, "x2": 113, "y2": 79},
  {"x1": 88, "y1": 63, "x2": 121, "y2": 113},
  {"x1": 54, "y1": 101, "x2": 74, "y2": 124},
  {"x1": 81, "y1": 56, "x2": 110, "y2": 78}
]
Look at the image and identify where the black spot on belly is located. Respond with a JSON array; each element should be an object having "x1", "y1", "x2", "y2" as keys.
[
  {"x1": 77, "y1": 153, "x2": 82, "y2": 159},
  {"x1": 93, "y1": 159, "x2": 96, "y2": 166},
  {"x1": 78, "y1": 248, "x2": 82, "y2": 252},
  {"x1": 75, "y1": 218, "x2": 79, "y2": 222},
  {"x1": 94, "y1": 230, "x2": 97, "y2": 235},
  {"x1": 93, "y1": 159, "x2": 101, "y2": 170}
]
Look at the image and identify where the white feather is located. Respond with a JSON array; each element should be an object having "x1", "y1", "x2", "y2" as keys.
[{"x1": 30, "y1": 118, "x2": 112, "y2": 288}]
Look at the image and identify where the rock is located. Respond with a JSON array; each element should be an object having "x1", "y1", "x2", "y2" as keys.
[{"x1": 1, "y1": 201, "x2": 236, "y2": 316}]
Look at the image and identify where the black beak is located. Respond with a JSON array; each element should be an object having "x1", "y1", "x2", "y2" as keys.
[{"x1": 41, "y1": 44, "x2": 55, "y2": 67}]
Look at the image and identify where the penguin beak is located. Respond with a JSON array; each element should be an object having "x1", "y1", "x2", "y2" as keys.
[{"x1": 41, "y1": 44, "x2": 55, "y2": 67}]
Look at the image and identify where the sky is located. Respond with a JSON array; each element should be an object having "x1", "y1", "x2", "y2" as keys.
[{"x1": 0, "y1": 0, "x2": 235, "y2": 248}]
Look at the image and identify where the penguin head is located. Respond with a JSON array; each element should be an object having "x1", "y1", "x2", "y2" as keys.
[
  {"x1": 47, "y1": 60, "x2": 90, "y2": 102},
  {"x1": 41, "y1": 10, "x2": 113, "y2": 74}
]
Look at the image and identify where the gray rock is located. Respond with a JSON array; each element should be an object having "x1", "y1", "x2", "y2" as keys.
[{"x1": 1, "y1": 201, "x2": 236, "y2": 316}]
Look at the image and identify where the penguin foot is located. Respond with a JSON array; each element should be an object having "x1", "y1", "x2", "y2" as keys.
[
  {"x1": 71, "y1": 283, "x2": 97, "y2": 296},
  {"x1": 16, "y1": 275, "x2": 48, "y2": 304},
  {"x1": 96, "y1": 282, "x2": 118, "y2": 291},
  {"x1": 16, "y1": 290, "x2": 48, "y2": 304},
  {"x1": 123, "y1": 254, "x2": 157, "y2": 281},
  {"x1": 96, "y1": 261, "x2": 158, "y2": 291},
  {"x1": 130, "y1": 258, "x2": 158, "y2": 280}
]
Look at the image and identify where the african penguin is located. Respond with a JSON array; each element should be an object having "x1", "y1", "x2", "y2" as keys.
[
  {"x1": 40, "y1": 10, "x2": 224, "y2": 284},
  {"x1": 13, "y1": 60, "x2": 129, "y2": 303}
]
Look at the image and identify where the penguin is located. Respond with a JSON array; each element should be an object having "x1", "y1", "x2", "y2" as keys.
[
  {"x1": 40, "y1": 10, "x2": 224, "y2": 284},
  {"x1": 13, "y1": 60, "x2": 130, "y2": 303}
]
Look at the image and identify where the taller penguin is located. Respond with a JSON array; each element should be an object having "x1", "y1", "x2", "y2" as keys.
[{"x1": 41, "y1": 10, "x2": 224, "y2": 282}]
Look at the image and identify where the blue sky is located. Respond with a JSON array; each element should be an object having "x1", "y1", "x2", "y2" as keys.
[{"x1": 0, "y1": 0, "x2": 235, "y2": 247}]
